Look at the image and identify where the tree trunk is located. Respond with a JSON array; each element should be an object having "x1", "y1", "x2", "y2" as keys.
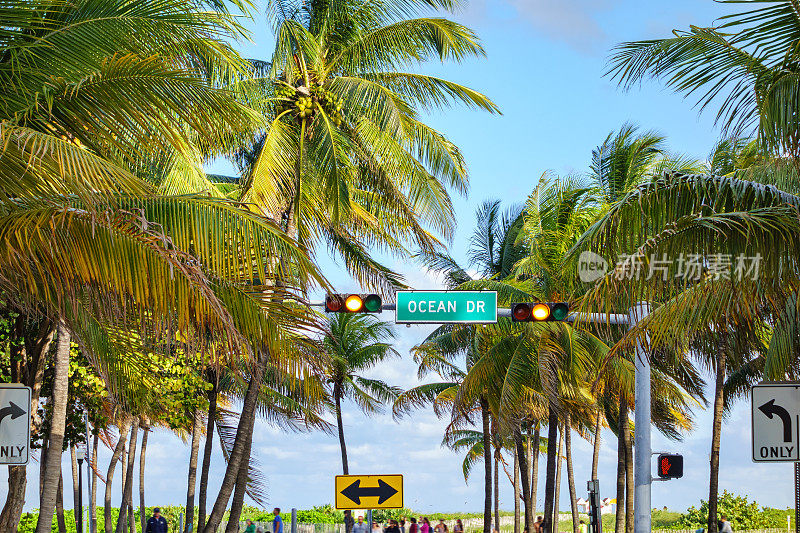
[
  {"x1": 565, "y1": 416, "x2": 579, "y2": 533},
  {"x1": 624, "y1": 425, "x2": 633, "y2": 533},
  {"x1": 71, "y1": 446, "x2": 80, "y2": 529},
  {"x1": 335, "y1": 383, "x2": 349, "y2": 474},
  {"x1": 202, "y1": 355, "x2": 265, "y2": 533},
  {"x1": 106, "y1": 421, "x2": 131, "y2": 533},
  {"x1": 531, "y1": 425, "x2": 539, "y2": 521},
  {"x1": 480, "y1": 398, "x2": 493, "y2": 533},
  {"x1": 708, "y1": 342, "x2": 727, "y2": 533},
  {"x1": 591, "y1": 410, "x2": 601, "y2": 480},
  {"x1": 56, "y1": 472, "x2": 68, "y2": 533},
  {"x1": 542, "y1": 407, "x2": 558, "y2": 533},
  {"x1": 91, "y1": 433, "x2": 99, "y2": 533},
  {"x1": 36, "y1": 322, "x2": 71, "y2": 533},
  {"x1": 514, "y1": 446, "x2": 521, "y2": 533},
  {"x1": 116, "y1": 418, "x2": 139, "y2": 533},
  {"x1": 40, "y1": 435, "x2": 49, "y2": 498},
  {"x1": 198, "y1": 384, "x2": 217, "y2": 532},
  {"x1": 140, "y1": 423, "x2": 148, "y2": 533},
  {"x1": 186, "y1": 409, "x2": 202, "y2": 532},
  {"x1": 614, "y1": 398, "x2": 627, "y2": 533},
  {"x1": 515, "y1": 427, "x2": 532, "y2": 531},
  {"x1": 554, "y1": 426, "x2": 563, "y2": 533},
  {"x1": 224, "y1": 419, "x2": 255, "y2": 533},
  {"x1": 0, "y1": 318, "x2": 54, "y2": 531},
  {"x1": 494, "y1": 451, "x2": 500, "y2": 533},
  {"x1": 1, "y1": 466, "x2": 29, "y2": 531}
]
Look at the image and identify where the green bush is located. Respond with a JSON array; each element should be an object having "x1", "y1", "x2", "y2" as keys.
[{"x1": 674, "y1": 491, "x2": 792, "y2": 530}]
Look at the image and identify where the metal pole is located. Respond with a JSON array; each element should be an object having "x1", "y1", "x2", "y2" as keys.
[
  {"x1": 795, "y1": 462, "x2": 799, "y2": 533},
  {"x1": 77, "y1": 456, "x2": 84, "y2": 533},
  {"x1": 367, "y1": 510, "x2": 373, "y2": 530},
  {"x1": 629, "y1": 302, "x2": 651, "y2": 533},
  {"x1": 292, "y1": 508, "x2": 298, "y2": 533},
  {"x1": 84, "y1": 410, "x2": 94, "y2": 533}
]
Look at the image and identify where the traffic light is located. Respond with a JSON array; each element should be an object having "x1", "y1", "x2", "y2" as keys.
[
  {"x1": 587, "y1": 480, "x2": 603, "y2": 533},
  {"x1": 510, "y1": 302, "x2": 570, "y2": 322},
  {"x1": 656, "y1": 454, "x2": 683, "y2": 479},
  {"x1": 325, "y1": 294, "x2": 382, "y2": 313}
]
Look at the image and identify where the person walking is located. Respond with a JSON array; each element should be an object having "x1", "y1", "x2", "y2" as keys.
[
  {"x1": 409, "y1": 517, "x2": 419, "y2": 533},
  {"x1": 273, "y1": 508, "x2": 284, "y2": 533},
  {"x1": 245, "y1": 520, "x2": 257, "y2": 533},
  {"x1": 386, "y1": 520, "x2": 401, "y2": 533},
  {"x1": 353, "y1": 516, "x2": 370, "y2": 533},
  {"x1": 421, "y1": 518, "x2": 432, "y2": 533},
  {"x1": 145, "y1": 508, "x2": 168, "y2": 533},
  {"x1": 434, "y1": 520, "x2": 448, "y2": 533},
  {"x1": 400, "y1": 519, "x2": 406, "y2": 533},
  {"x1": 453, "y1": 520, "x2": 463, "y2": 533},
  {"x1": 372, "y1": 521, "x2": 383, "y2": 533},
  {"x1": 720, "y1": 516, "x2": 733, "y2": 533}
]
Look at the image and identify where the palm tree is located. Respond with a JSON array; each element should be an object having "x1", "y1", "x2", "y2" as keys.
[
  {"x1": 607, "y1": 0, "x2": 800, "y2": 159},
  {"x1": 236, "y1": 0, "x2": 500, "y2": 292},
  {"x1": 203, "y1": 1, "x2": 500, "y2": 524},
  {"x1": 321, "y1": 313, "x2": 401, "y2": 475},
  {"x1": 573, "y1": 162, "x2": 800, "y2": 533},
  {"x1": 584, "y1": 124, "x2": 703, "y2": 533},
  {"x1": 403, "y1": 199, "x2": 530, "y2": 533},
  {"x1": 0, "y1": 0, "x2": 327, "y2": 529}
]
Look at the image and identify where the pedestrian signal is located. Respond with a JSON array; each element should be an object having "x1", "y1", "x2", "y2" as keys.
[
  {"x1": 510, "y1": 302, "x2": 570, "y2": 322},
  {"x1": 325, "y1": 294, "x2": 382, "y2": 313},
  {"x1": 656, "y1": 454, "x2": 683, "y2": 479}
]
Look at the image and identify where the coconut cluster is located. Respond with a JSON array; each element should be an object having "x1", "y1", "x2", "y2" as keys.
[{"x1": 275, "y1": 83, "x2": 345, "y2": 125}]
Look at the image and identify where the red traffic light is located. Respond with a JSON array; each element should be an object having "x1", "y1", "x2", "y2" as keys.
[
  {"x1": 657, "y1": 454, "x2": 683, "y2": 479},
  {"x1": 510, "y1": 303, "x2": 570, "y2": 322},
  {"x1": 325, "y1": 294, "x2": 382, "y2": 313}
]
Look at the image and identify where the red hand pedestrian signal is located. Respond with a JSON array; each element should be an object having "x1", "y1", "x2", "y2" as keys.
[
  {"x1": 656, "y1": 454, "x2": 683, "y2": 479},
  {"x1": 661, "y1": 456, "x2": 671, "y2": 475}
]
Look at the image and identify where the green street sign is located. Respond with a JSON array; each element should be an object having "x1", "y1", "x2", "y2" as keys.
[{"x1": 395, "y1": 291, "x2": 497, "y2": 324}]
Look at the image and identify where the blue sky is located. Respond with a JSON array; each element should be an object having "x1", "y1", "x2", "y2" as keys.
[{"x1": 4, "y1": 0, "x2": 796, "y2": 518}]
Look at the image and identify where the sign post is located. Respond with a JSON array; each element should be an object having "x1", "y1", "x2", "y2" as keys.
[
  {"x1": 335, "y1": 474, "x2": 403, "y2": 510},
  {"x1": 0, "y1": 384, "x2": 31, "y2": 465},
  {"x1": 395, "y1": 291, "x2": 497, "y2": 324},
  {"x1": 751, "y1": 383, "x2": 800, "y2": 533}
]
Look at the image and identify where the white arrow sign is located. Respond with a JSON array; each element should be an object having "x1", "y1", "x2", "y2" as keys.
[
  {"x1": 0, "y1": 384, "x2": 32, "y2": 465},
  {"x1": 752, "y1": 383, "x2": 800, "y2": 462}
]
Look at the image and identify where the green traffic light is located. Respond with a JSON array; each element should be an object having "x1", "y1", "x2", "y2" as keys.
[
  {"x1": 551, "y1": 302, "x2": 569, "y2": 321},
  {"x1": 363, "y1": 294, "x2": 382, "y2": 312}
]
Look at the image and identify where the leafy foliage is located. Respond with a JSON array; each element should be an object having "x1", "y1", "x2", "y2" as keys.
[{"x1": 675, "y1": 491, "x2": 791, "y2": 530}]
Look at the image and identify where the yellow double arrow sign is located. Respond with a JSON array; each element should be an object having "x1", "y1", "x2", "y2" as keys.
[{"x1": 335, "y1": 475, "x2": 403, "y2": 509}]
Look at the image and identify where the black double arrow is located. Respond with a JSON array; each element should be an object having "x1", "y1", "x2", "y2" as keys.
[
  {"x1": 759, "y1": 399, "x2": 792, "y2": 442},
  {"x1": 340, "y1": 479, "x2": 398, "y2": 505}
]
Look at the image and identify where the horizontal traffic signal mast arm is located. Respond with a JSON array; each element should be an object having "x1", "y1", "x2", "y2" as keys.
[{"x1": 310, "y1": 296, "x2": 631, "y2": 324}]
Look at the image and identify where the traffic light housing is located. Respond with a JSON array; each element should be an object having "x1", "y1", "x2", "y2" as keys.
[
  {"x1": 587, "y1": 479, "x2": 603, "y2": 533},
  {"x1": 510, "y1": 302, "x2": 570, "y2": 322},
  {"x1": 325, "y1": 294, "x2": 382, "y2": 313},
  {"x1": 656, "y1": 454, "x2": 683, "y2": 479}
]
